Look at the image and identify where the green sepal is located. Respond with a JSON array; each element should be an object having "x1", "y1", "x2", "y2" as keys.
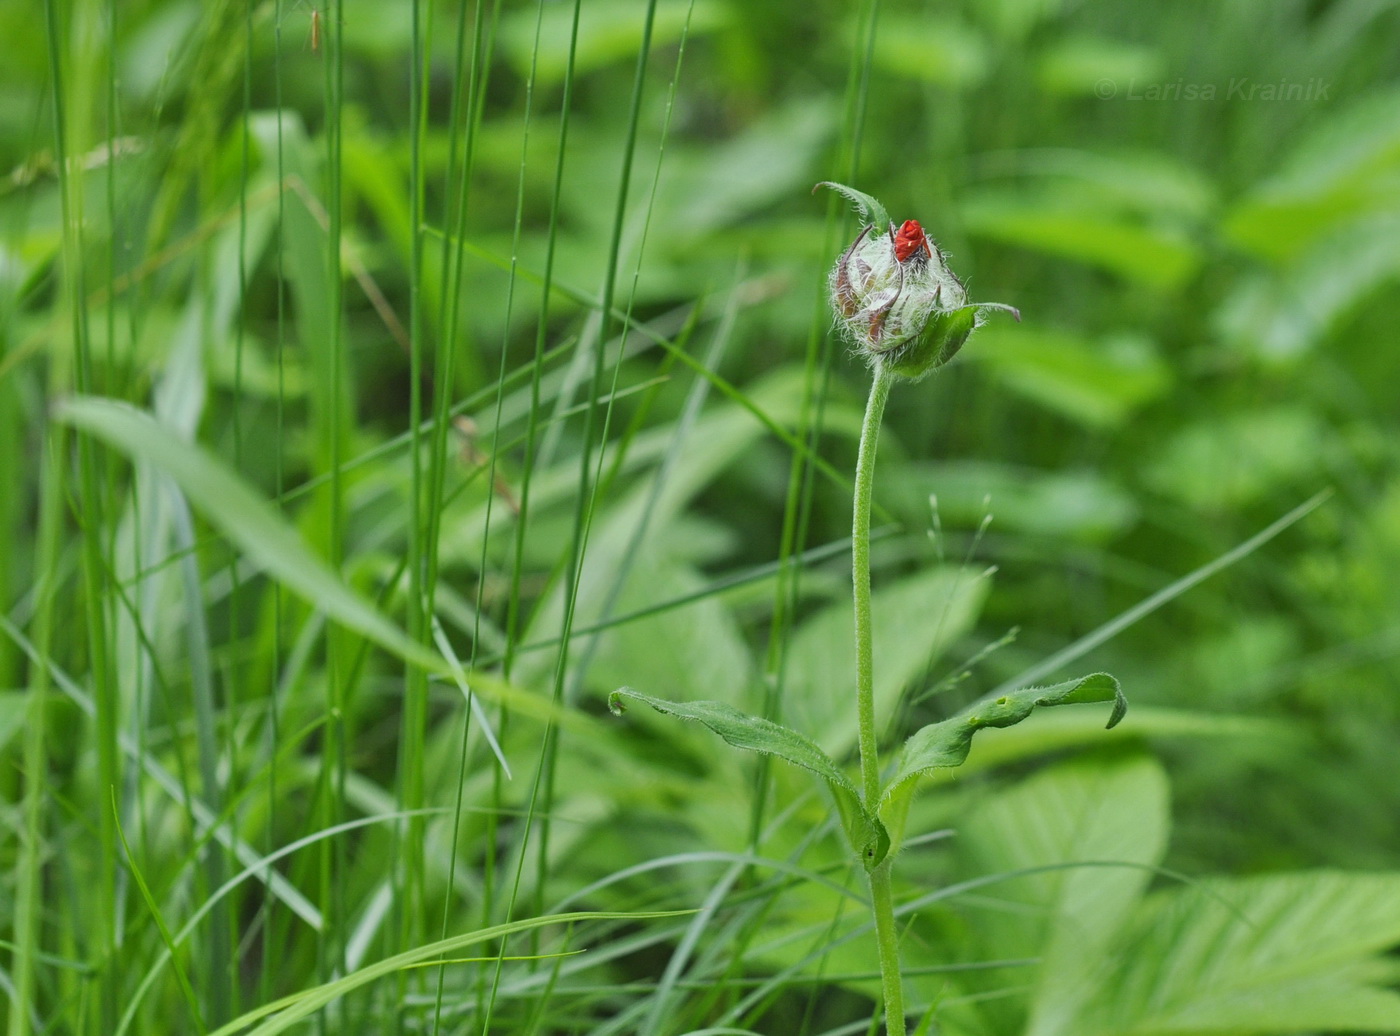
[
  {"x1": 887, "y1": 306, "x2": 977, "y2": 379},
  {"x1": 813, "y1": 180, "x2": 890, "y2": 233},
  {"x1": 884, "y1": 303, "x2": 1021, "y2": 380},
  {"x1": 610, "y1": 689, "x2": 890, "y2": 869},
  {"x1": 879, "y1": 673, "x2": 1126, "y2": 820}
]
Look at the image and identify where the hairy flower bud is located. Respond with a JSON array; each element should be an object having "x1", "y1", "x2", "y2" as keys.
[{"x1": 817, "y1": 182, "x2": 1019, "y2": 381}]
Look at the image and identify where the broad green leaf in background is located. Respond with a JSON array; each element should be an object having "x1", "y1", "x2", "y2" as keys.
[
  {"x1": 989, "y1": 149, "x2": 1215, "y2": 221},
  {"x1": 661, "y1": 99, "x2": 834, "y2": 238},
  {"x1": 949, "y1": 754, "x2": 1169, "y2": 1036},
  {"x1": 589, "y1": 553, "x2": 753, "y2": 708},
  {"x1": 1224, "y1": 85, "x2": 1400, "y2": 264},
  {"x1": 1082, "y1": 872, "x2": 1400, "y2": 1034},
  {"x1": 1035, "y1": 35, "x2": 1164, "y2": 97},
  {"x1": 969, "y1": 324, "x2": 1170, "y2": 429},
  {"x1": 975, "y1": 0, "x2": 1067, "y2": 40},
  {"x1": 894, "y1": 460, "x2": 1138, "y2": 542},
  {"x1": 869, "y1": 14, "x2": 989, "y2": 89},
  {"x1": 506, "y1": 368, "x2": 851, "y2": 699},
  {"x1": 609, "y1": 689, "x2": 889, "y2": 868},
  {"x1": 1216, "y1": 214, "x2": 1400, "y2": 362},
  {"x1": 1144, "y1": 407, "x2": 1331, "y2": 511},
  {"x1": 961, "y1": 190, "x2": 1201, "y2": 288},
  {"x1": 54, "y1": 397, "x2": 443, "y2": 675},
  {"x1": 785, "y1": 566, "x2": 988, "y2": 758}
]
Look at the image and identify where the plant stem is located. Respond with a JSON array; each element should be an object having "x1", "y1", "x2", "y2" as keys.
[
  {"x1": 852, "y1": 362, "x2": 904, "y2": 1036},
  {"x1": 869, "y1": 860, "x2": 906, "y2": 1036},
  {"x1": 853, "y1": 363, "x2": 893, "y2": 806}
]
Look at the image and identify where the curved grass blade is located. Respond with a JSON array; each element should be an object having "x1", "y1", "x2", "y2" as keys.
[{"x1": 205, "y1": 909, "x2": 692, "y2": 1036}]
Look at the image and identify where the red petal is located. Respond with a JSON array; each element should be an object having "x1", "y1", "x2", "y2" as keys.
[{"x1": 893, "y1": 219, "x2": 927, "y2": 263}]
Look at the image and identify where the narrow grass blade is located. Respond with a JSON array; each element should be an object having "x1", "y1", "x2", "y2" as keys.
[
  {"x1": 205, "y1": 910, "x2": 693, "y2": 1036},
  {"x1": 431, "y1": 615, "x2": 511, "y2": 778},
  {"x1": 989, "y1": 489, "x2": 1332, "y2": 696},
  {"x1": 112, "y1": 791, "x2": 208, "y2": 1034}
]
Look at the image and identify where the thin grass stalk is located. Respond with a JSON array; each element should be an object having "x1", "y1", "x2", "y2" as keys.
[
  {"x1": 529, "y1": 0, "x2": 661, "y2": 930},
  {"x1": 429, "y1": 0, "x2": 498, "y2": 1028},
  {"x1": 305, "y1": 0, "x2": 352, "y2": 1020},
  {"x1": 484, "y1": 0, "x2": 583, "y2": 1019},
  {"x1": 44, "y1": 1, "x2": 120, "y2": 1028},
  {"x1": 562, "y1": 0, "x2": 699, "y2": 705},
  {"x1": 401, "y1": 0, "x2": 431, "y2": 983},
  {"x1": 493, "y1": 5, "x2": 666, "y2": 1020},
  {"x1": 7, "y1": 438, "x2": 67, "y2": 1036},
  {"x1": 262, "y1": 0, "x2": 291, "y2": 1012}
]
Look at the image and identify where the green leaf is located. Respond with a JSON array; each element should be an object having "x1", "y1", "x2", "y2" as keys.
[
  {"x1": 53, "y1": 396, "x2": 444, "y2": 675},
  {"x1": 588, "y1": 555, "x2": 753, "y2": 709},
  {"x1": 961, "y1": 192, "x2": 1200, "y2": 289},
  {"x1": 953, "y1": 705, "x2": 1292, "y2": 776},
  {"x1": 1035, "y1": 36, "x2": 1164, "y2": 97},
  {"x1": 958, "y1": 756, "x2": 1170, "y2": 1036},
  {"x1": 1081, "y1": 872, "x2": 1400, "y2": 1035},
  {"x1": 1144, "y1": 407, "x2": 1330, "y2": 511},
  {"x1": 882, "y1": 673, "x2": 1126, "y2": 812},
  {"x1": 609, "y1": 688, "x2": 889, "y2": 868},
  {"x1": 813, "y1": 180, "x2": 890, "y2": 231},
  {"x1": 1216, "y1": 214, "x2": 1400, "y2": 363},
  {"x1": 1223, "y1": 85, "x2": 1400, "y2": 263},
  {"x1": 969, "y1": 325, "x2": 1171, "y2": 429},
  {"x1": 868, "y1": 14, "x2": 989, "y2": 88},
  {"x1": 663, "y1": 99, "x2": 835, "y2": 238},
  {"x1": 894, "y1": 461, "x2": 1139, "y2": 542}
]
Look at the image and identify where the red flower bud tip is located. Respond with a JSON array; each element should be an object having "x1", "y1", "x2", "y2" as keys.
[{"x1": 893, "y1": 219, "x2": 929, "y2": 264}]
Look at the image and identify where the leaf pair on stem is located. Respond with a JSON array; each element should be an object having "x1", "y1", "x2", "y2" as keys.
[{"x1": 612, "y1": 182, "x2": 1124, "y2": 1036}]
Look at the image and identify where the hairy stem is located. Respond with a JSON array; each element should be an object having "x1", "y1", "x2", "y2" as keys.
[
  {"x1": 868, "y1": 861, "x2": 906, "y2": 1036},
  {"x1": 853, "y1": 363, "x2": 893, "y2": 806},
  {"x1": 852, "y1": 362, "x2": 904, "y2": 1035}
]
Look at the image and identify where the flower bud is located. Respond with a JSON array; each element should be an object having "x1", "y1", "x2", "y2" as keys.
[{"x1": 817, "y1": 182, "x2": 1019, "y2": 381}]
